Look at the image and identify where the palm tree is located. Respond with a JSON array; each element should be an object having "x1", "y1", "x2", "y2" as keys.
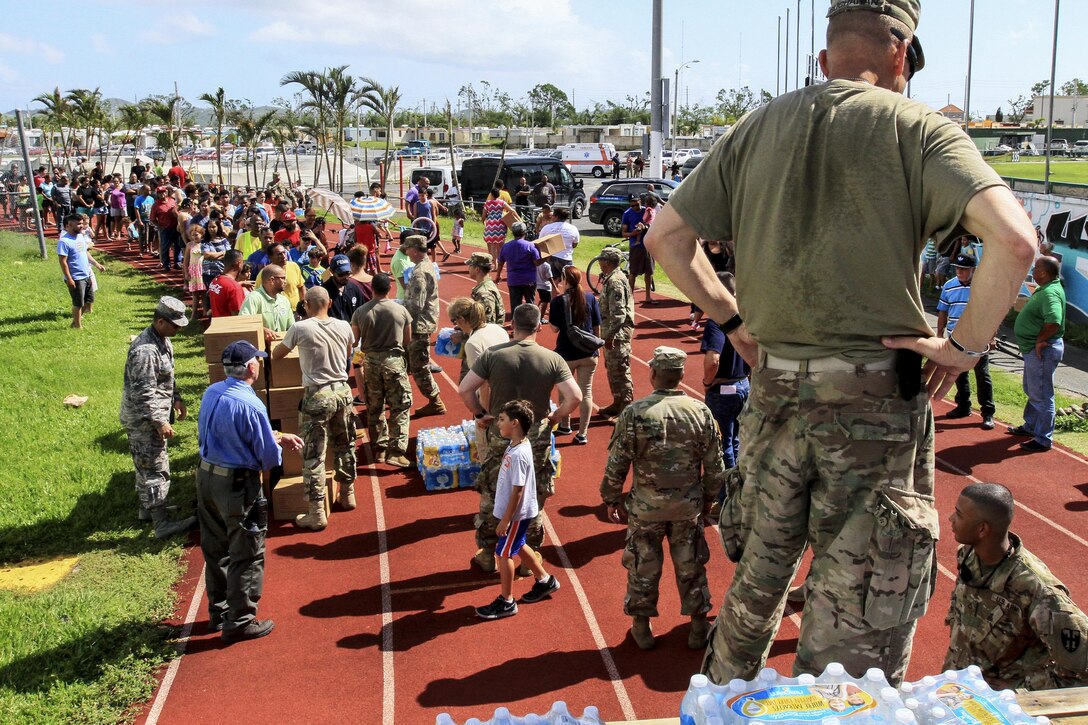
[
  {"x1": 267, "y1": 113, "x2": 295, "y2": 189},
  {"x1": 32, "y1": 87, "x2": 73, "y2": 170},
  {"x1": 324, "y1": 66, "x2": 357, "y2": 192},
  {"x1": 235, "y1": 110, "x2": 276, "y2": 189},
  {"x1": 298, "y1": 114, "x2": 326, "y2": 187},
  {"x1": 198, "y1": 87, "x2": 230, "y2": 184},
  {"x1": 67, "y1": 88, "x2": 105, "y2": 162},
  {"x1": 281, "y1": 70, "x2": 335, "y2": 187},
  {"x1": 357, "y1": 78, "x2": 401, "y2": 194},
  {"x1": 142, "y1": 96, "x2": 185, "y2": 167}
]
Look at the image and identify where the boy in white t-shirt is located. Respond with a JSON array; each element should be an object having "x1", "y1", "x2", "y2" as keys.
[{"x1": 475, "y1": 399, "x2": 560, "y2": 620}]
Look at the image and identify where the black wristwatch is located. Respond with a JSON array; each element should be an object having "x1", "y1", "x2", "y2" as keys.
[
  {"x1": 474, "y1": 412, "x2": 486, "y2": 419},
  {"x1": 722, "y1": 313, "x2": 744, "y2": 334}
]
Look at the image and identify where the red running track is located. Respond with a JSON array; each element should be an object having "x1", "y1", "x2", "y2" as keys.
[{"x1": 20, "y1": 220, "x2": 1083, "y2": 724}]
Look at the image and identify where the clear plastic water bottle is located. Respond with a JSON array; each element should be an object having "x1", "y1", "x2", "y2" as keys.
[
  {"x1": 547, "y1": 701, "x2": 578, "y2": 725},
  {"x1": 435, "y1": 714, "x2": 456, "y2": 725},
  {"x1": 697, "y1": 693, "x2": 720, "y2": 724},
  {"x1": 681, "y1": 674, "x2": 712, "y2": 725},
  {"x1": 578, "y1": 706, "x2": 603, "y2": 725},
  {"x1": 489, "y1": 706, "x2": 520, "y2": 725}
]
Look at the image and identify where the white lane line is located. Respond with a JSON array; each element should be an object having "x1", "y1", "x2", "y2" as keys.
[
  {"x1": 364, "y1": 455, "x2": 396, "y2": 725},
  {"x1": 937, "y1": 456, "x2": 1088, "y2": 549},
  {"x1": 541, "y1": 513, "x2": 637, "y2": 722},
  {"x1": 145, "y1": 566, "x2": 206, "y2": 725}
]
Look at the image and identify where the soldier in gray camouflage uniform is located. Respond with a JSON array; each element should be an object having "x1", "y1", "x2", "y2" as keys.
[
  {"x1": 601, "y1": 346, "x2": 726, "y2": 651},
  {"x1": 265, "y1": 172, "x2": 289, "y2": 205},
  {"x1": 647, "y1": 0, "x2": 1037, "y2": 685},
  {"x1": 466, "y1": 252, "x2": 505, "y2": 325},
  {"x1": 944, "y1": 482, "x2": 1088, "y2": 690},
  {"x1": 404, "y1": 235, "x2": 446, "y2": 416},
  {"x1": 596, "y1": 247, "x2": 634, "y2": 418},
  {"x1": 120, "y1": 296, "x2": 197, "y2": 538}
]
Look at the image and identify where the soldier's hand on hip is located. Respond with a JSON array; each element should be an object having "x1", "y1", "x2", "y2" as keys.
[
  {"x1": 882, "y1": 334, "x2": 980, "y2": 400},
  {"x1": 726, "y1": 323, "x2": 759, "y2": 368},
  {"x1": 157, "y1": 422, "x2": 175, "y2": 440},
  {"x1": 174, "y1": 401, "x2": 187, "y2": 421},
  {"x1": 606, "y1": 504, "x2": 624, "y2": 524}
]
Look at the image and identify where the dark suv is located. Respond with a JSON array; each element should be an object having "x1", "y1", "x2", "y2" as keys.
[
  {"x1": 588, "y1": 178, "x2": 679, "y2": 236},
  {"x1": 459, "y1": 156, "x2": 587, "y2": 218}
]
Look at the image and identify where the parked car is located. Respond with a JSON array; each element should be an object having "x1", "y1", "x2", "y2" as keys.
[
  {"x1": 459, "y1": 155, "x2": 586, "y2": 218},
  {"x1": 588, "y1": 178, "x2": 679, "y2": 236},
  {"x1": 680, "y1": 155, "x2": 704, "y2": 178},
  {"x1": 410, "y1": 166, "x2": 459, "y2": 202}
]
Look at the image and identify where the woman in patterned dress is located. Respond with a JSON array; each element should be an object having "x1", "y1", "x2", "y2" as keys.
[{"x1": 482, "y1": 186, "x2": 517, "y2": 268}]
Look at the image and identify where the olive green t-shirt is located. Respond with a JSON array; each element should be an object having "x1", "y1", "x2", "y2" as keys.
[
  {"x1": 352, "y1": 298, "x2": 413, "y2": 353},
  {"x1": 471, "y1": 340, "x2": 572, "y2": 421},
  {"x1": 670, "y1": 80, "x2": 1005, "y2": 360}
]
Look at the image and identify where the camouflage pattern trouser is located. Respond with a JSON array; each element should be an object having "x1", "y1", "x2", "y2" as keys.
[
  {"x1": 126, "y1": 421, "x2": 170, "y2": 508},
  {"x1": 704, "y1": 364, "x2": 936, "y2": 686},
  {"x1": 364, "y1": 351, "x2": 413, "y2": 457},
  {"x1": 408, "y1": 334, "x2": 440, "y2": 402},
  {"x1": 623, "y1": 516, "x2": 711, "y2": 618},
  {"x1": 298, "y1": 381, "x2": 357, "y2": 503},
  {"x1": 604, "y1": 340, "x2": 634, "y2": 407},
  {"x1": 475, "y1": 419, "x2": 556, "y2": 553}
]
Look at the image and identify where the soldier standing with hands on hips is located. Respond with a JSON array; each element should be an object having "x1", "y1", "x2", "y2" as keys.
[
  {"x1": 596, "y1": 246, "x2": 635, "y2": 418},
  {"x1": 120, "y1": 296, "x2": 197, "y2": 538},
  {"x1": 404, "y1": 235, "x2": 446, "y2": 416},
  {"x1": 647, "y1": 0, "x2": 1036, "y2": 683},
  {"x1": 197, "y1": 340, "x2": 303, "y2": 642},
  {"x1": 600, "y1": 346, "x2": 726, "y2": 651}
]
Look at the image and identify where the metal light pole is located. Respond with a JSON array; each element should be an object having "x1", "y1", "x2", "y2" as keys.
[
  {"x1": 649, "y1": 0, "x2": 664, "y2": 180},
  {"x1": 963, "y1": 0, "x2": 976, "y2": 131},
  {"x1": 1045, "y1": 0, "x2": 1060, "y2": 193},
  {"x1": 795, "y1": 0, "x2": 801, "y2": 90},
  {"x1": 16, "y1": 110, "x2": 47, "y2": 258},
  {"x1": 785, "y1": 8, "x2": 791, "y2": 92},
  {"x1": 673, "y1": 60, "x2": 699, "y2": 152},
  {"x1": 777, "y1": 16, "x2": 782, "y2": 96}
]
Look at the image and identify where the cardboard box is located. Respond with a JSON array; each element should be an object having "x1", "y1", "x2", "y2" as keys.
[
  {"x1": 269, "y1": 342, "x2": 302, "y2": 388},
  {"x1": 267, "y1": 386, "x2": 304, "y2": 420},
  {"x1": 271, "y1": 475, "x2": 332, "y2": 521},
  {"x1": 280, "y1": 440, "x2": 336, "y2": 476},
  {"x1": 208, "y1": 360, "x2": 263, "y2": 387},
  {"x1": 534, "y1": 233, "x2": 566, "y2": 261},
  {"x1": 501, "y1": 210, "x2": 521, "y2": 228},
  {"x1": 203, "y1": 314, "x2": 265, "y2": 364}
]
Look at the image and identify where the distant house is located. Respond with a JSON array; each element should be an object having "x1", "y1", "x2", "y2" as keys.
[{"x1": 939, "y1": 104, "x2": 965, "y2": 123}]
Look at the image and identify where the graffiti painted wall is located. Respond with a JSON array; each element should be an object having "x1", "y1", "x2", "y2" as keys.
[{"x1": 1013, "y1": 190, "x2": 1088, "y2": 324}]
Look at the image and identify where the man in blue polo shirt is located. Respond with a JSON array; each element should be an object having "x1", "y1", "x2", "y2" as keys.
[
  {"x1": 196, "y1": 340, "x2": 303, "y2": 642},
  {"x1": 57, "y1": 212, "x2": 106, "y2": 329},
  {"x1": 937, "y1": 253, "x2": 995, "y2": 429}
]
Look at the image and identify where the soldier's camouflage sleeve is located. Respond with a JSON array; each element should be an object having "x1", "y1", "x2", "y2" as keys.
[
  {"x1": 700, "y1": 408, "x2": 727, "y2": 505},
  {"x1": 600, "y1": 408, "x2": 634, "y2": 507},
  {"x1": 601, "y1": 278, "x2": 624, "y2": 341},
  {"x1": 406, "y1": 269, "x2": 425, "y2": 320},
  {"x1": 1029, "y1": 584, "x2": 1088, "y2": 680},
  {"x1": 126, "y1": 346, "x2": 168, "y2": 426}
]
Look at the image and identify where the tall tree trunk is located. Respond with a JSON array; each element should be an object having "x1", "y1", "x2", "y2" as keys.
[{"x1": 216, "y1": 119, "x2": 223, "y2": 184}]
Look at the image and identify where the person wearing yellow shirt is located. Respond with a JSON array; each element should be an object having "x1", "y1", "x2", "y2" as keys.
[
  {"x1": 268, "y1": 243, "x2": 305, "y2": 311},
  {"x1": 235, "y1": 215, "x2": 263, "y2": 259}
]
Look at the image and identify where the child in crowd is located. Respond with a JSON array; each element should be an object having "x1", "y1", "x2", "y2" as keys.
[
  {"x1": 535, "y1": 203, "x2": 553, "y2": 237},
  {"x1": 183, "y1": 224, "x2": 207, "y2": 319},
  {"x1": 122, "y1": 215, "x2": 139, "y2": 251},
  {"x1": 301, "y1": 247, "x2": 326, "y2": 289},
  {"x1": 451, "y1": 207, "x2": 464, "y2": 254},
  {"x1": 536, "y1": 258, "x2": 552, "y2": 325},
  {"x1": 474, "y1": 399, "x2": 560, "y2": 621}
]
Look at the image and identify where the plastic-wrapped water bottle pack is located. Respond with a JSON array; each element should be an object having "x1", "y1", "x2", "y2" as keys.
[{"x1": 436, "y1": 700, "x2": 603, "y2": 724}]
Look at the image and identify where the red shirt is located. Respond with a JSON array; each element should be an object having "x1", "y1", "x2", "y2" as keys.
[
  {"x1": 208, "y1": 274, "x2": 245, "y2": 317},
  {"x1": 150, "y1": 197, "x2": 178, "y2": 229},
  {"x1": 354, "y1": 222, "x2": 377, "y2": 251},
  {"x1": 274, "y1": 228, "x2": 301, "y2": 247},
  {"x1": 169, "y1": 165, "x2": 187, "y2": 186}
]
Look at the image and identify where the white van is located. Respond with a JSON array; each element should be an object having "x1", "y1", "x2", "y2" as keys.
[
  {"x1": 560, "y1": 143, "x2": 618, "y2": 178},
  {"x1": 410, "y1": 166, "x2": 459, "y2": 202}
]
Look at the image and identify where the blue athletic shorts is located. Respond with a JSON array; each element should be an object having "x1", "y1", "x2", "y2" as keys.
[{"x1": 495, "y1": 518, "x2": 532, "y2": 558}]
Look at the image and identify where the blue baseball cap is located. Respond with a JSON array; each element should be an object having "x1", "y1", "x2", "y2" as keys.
[
  {"x1": 331, "y1": 254, "x2": 351, "y2": 274},
  {"x1": 221, "y1": 340, "x2": 268, "y2": 366}
]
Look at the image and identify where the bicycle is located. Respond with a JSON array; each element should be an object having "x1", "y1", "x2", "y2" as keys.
[{"x1": 585, "y1": 242, "x2": 631, "y2": 294}]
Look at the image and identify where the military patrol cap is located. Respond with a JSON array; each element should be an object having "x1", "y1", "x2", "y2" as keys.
[
  {"x1": 827, "y1": 0, "x2": 925, "y2": 73},
  {"x1": 951, "y1": 253, "x2": 977, "y2": 269},
  {"x1": 155, "y1": 296, "x2": 189, "y2": 327},
  {"x1": 221, "y1": 340, "x2": 268, "y2": 365},
  {"x1": 466, "y1": 252, "x2": 494, "y2": 269},
  {"x1": 402, "y1": 235, "x2": 427, "y2": 252},
  {"x1": 650, "y1": 346, "x2": 687, "y2": 370},
  {"x1": 599, "y1": 247, "x2": 623, "y2": 264}
]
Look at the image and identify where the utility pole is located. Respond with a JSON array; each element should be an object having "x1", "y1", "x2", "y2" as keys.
[
  {"x1": 1045, "y1": 0, "x2": 1060, "y2": 193},
  {"x1": 964, "y1": 0, "x2": 975, "y2": 132},
  {"x1": 795, "y1": 0, "x2": 801, "y2": 91},
  {"x1": 649, "y1": 0, "x2": 664, "y2": 179},
  {"x1": 785, "y1": 8, "x2": 791, "y2": 92},
  {"x1": 777, "y1": 16, "x2": 782, "y2": 96},
  {"x1": 16, "y1": 110, "x2": 47, "y2": 258}
]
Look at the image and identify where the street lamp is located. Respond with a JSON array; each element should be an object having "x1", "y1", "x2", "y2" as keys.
[{"x1": 673, "y1": 59, "x2": 700, "y2": 151}]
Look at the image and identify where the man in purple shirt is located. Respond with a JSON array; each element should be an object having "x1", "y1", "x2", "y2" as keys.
[{"x1": 494, "y1": 222, "x2": 540, "y2": 308}]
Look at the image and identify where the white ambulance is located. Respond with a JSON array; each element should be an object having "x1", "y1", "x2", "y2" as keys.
[{"x1": 560, "y1": 143, "x2": 618, "y2": 178}]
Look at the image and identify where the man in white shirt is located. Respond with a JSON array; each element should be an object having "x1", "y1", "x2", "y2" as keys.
[{"x1": 538, "y1": 206, "x2": 579, "y2": 278}]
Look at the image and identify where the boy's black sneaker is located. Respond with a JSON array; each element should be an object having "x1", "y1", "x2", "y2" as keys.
[
  {"x1": 521, "y1": 575, "x2": 561, "y2": 604},
  {"x1": 475, "y1": 596, "x2": 518, "y2": 620}
]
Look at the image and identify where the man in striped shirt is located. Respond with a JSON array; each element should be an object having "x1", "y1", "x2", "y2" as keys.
[{"x1": 937, "y1": 253, "x2": 995, "y2": 429}]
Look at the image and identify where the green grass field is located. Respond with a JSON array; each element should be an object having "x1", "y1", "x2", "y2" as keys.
[
  {"x1": 987, "y1": 157, "x2": 1088, "y2": 184},
  {"x1": 0, "y1": 231, "x2": 205, "y2": 723}
]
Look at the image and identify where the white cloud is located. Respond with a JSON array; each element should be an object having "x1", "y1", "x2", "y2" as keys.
[
  {"x1": 0, "y1": 32, "x2": 64, "y2": 64},
  {"x1": 145, "y1": 13, "x2": 216, "y2": 44},
  {"x1": 90, "y1": 34, "x2": 114, "y2": 56},
  {"x1": 0, "y1": 61, "x2": 17, "y2": 84}
]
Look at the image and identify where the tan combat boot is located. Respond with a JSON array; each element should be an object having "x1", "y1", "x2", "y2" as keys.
[
  {"x1": 294, "y1": 499, "x2": 328, "y2": 530},
  {"x1": 631, "y1": 615, "x2": 655, "y2": 650},
  {"x1": 415, "y1": 398, "x2": 447, "y2": 417},
  {"x1": 688, "y1": 614, "x2": 710, "y2": 650},
  {"x1": 471, "y1": 548, "x2": 497, "y2": 573},
  {"x1": 339, "y1": 482, "x2": 356, "y2": 510}
]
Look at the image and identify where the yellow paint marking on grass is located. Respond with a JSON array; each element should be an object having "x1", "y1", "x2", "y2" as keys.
[{"x1": 0, "y1": 556, "x2": 80, "y2": 592}]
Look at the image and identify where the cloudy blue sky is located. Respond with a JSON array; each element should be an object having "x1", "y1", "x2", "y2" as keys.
[{"x1": 1, "y1": 1, "x2": 1083, "y2": 120}]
